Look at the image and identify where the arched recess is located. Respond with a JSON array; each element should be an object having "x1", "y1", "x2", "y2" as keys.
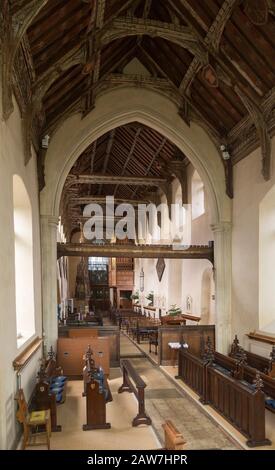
[{"x1": 40, "y1": 87, "x2": 232, "y2": 353}]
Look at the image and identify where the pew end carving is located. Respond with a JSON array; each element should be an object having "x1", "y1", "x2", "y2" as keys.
[
  {"x1": 162, "y1": 420, "x2": 186, "y2": 450},
  {"x1": 82, "y1": 346, "x2": 112, "y2": 431}
]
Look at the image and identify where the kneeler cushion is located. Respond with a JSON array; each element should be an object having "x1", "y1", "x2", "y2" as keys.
[
  {"x1": 55, "y1": 393, "x2": 63, "y2": 404},
  {"x1": 52, "y1": 377, "x2": 67, "y2": 385},
  {"x1": 50, "y1": 385, "x2": 64, "y2": 393},
  {"x1": 265, "y1": 398, "x2": 275, "y2": 409}
]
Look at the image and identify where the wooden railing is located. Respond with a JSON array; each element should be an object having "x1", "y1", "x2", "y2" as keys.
[
  {"x1": 230, "y1": 335, "x2": 275, "y2": 378},
  {"x1": 214, "y1": 351, "x2": 275, "y2": 411},
  {"x1": 206, "y1": 367, "x2": 269, "y2": 447},
  {"x1": 178, "y1": 348, "x2": 205, "y2": 397},
  {"x1": 178, "y1": 348, "x2": 271, "y2": 447},
  {"x1": 118, "y1": 359, "x2": 152, "y2": 427},
  {"x1": 13, "y1": 337, "x2": 43, "y2": 371}
]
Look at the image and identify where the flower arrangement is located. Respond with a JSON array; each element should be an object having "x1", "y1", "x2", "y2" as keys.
[
  {"x1": 131, "y1": 291, "x2": 139, "y2": 303},
  {"x1": 146, "y1": 291, "x2": 154, "y2": 306},
  {"x1": 168, "y1": 304, "x2": 182, "y2": 316}
]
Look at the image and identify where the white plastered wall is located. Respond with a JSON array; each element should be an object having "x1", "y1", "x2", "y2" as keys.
[
  {"x1": 136, "y1": 171, "x2": 215, "y2": 323},
  {"x1": 0, "y1": 97, "x2": 42, "y2": 449},
  {"x1": 232, "y1": 135, "x2": 275, "y2": 355}
]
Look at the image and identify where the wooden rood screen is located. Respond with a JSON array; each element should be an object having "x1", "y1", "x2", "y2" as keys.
[{"x1": 118, "y1": 360, "x2": 151, "y2": 427}]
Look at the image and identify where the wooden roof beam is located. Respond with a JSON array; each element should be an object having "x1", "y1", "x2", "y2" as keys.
[
  {"x1": 100, "y1": 16, "x2": 208, "y2": 64},
  {"x1": 1, "y1": 0, "x2": 48, "y2": 119},
  {"x1": 57, "y1": 242, "x2": 214, "y2": 263},
  {"x1": 83, "y1": 0, "x2": 106, "y2": 115},
  {"x1": 68, "y1": 175, "x2": 168, "y2": 187},
  {"x1": 98, "y1": 129, "x2": 116, "y2": 195},
  {"x1": 69, "y1": 197, "x2": 149, "y2": 207},
  {"x1": 113, "y1": 127, "x2": 142, "y2": 197}
]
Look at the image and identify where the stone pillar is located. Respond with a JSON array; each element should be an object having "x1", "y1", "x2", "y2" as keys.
[
  {"x1": 40, "y1": 215, "x2": 59, "y2": 352},
  {"x1": 211, "y1": 222, "x2": 232, "y2": 354}
]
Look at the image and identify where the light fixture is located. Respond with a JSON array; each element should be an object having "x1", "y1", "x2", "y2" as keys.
[
  {"x1": 42, "y1": 134, "x2": 50, "y2": 149},
  {"x1": 140, "y1": 268, "x2": 144, "y2": 292},
  {"x1": 220, "y1": 144, "x2": 231, "y2": 161}
]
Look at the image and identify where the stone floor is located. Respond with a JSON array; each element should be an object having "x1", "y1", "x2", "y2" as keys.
[
  {"x1": 120, "y1": 333, "x2": 240, "y2": 450},
  {"x1": 25, "y1": 330, "x2": 242, "y2": 450},
  {"x1": 128, "y1": 357, "x2": 239, "y2": 450},
  {"x1": 25, "y1": 371, "x2": 160, "y2": 451}
]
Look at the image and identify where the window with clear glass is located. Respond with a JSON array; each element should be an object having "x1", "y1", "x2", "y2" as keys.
[{"x1": 13, "y1": 175, "x2": 35, "y2": 348}]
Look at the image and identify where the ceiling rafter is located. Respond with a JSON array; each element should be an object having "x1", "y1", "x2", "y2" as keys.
[
  {"x1": 97, "y1": 128, "x2": 116, "y2": 195},
  {"x1": 1, "y1": 0, "x2": 48, "y2": 120},
  {"x1": 131, "y1": 136, "x2": 167, "y2": 198},
  {"x1": 113, "y1": 127, "x2": 142, "y2": 197},
  {"x1": 43, "y1": 42, "x2": 138, "y2": 135},
  {"x1": 83, "y1": 0, "x2": 106, "y2": 115}
]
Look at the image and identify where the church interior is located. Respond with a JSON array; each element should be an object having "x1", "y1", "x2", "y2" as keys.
[{"x1": 1, "y1": 0, "x2": 275, "y2": 452}]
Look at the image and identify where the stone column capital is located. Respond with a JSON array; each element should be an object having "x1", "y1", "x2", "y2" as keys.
[
  {"x1": 40, "y1": 214, "x2": 59, "y2": 227},
  {"x1": 211, "y1": 221, "x2": 232, "y2": 233}
]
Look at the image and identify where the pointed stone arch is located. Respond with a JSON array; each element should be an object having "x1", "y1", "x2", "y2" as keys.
[{"x1": 40, "y1": 87, "x2": 232, "y2": 353}]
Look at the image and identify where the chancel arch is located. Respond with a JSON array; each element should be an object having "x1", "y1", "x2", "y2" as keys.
[{"x1": 40, "y1": 87, "x2": 232, "y2": 353}]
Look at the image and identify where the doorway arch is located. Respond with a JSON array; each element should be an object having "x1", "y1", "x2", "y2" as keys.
[{"x1": 40, "y1": 87, "x2": 232, "y2": 353}]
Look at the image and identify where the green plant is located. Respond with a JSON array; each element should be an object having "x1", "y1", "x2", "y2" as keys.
[
  {"x1": 168, "y1": 304, "x2": 182, "y2": 316},
  {"x1": 131, "y1": 291, "x2": 139, "y2": 302},
  {"x1": 146, "y1": 291, "x2": 154, "y2": 306}
]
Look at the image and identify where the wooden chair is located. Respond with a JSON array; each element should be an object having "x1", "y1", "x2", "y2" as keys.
[
  {"x1": 162, "y1": 420, "x2": 186, "y2": 450},
  {"x1": 15, "y1": 389, "x2": 51, "y2": 450},
  {"x1": 149, "y1": 331, "x2": 158, "y2": 355}
]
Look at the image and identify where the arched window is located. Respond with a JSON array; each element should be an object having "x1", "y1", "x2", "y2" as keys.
[
  {"x1": 13, "y1": 175, "x2": 35, "y2": 348},
  {"x1": 191, "y1": 170, "x2": 205, "y2": 220}
]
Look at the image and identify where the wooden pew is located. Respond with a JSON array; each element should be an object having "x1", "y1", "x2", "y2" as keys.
[
  {"x1": 228, "y1": 336, "x2": 275, "y2": 412},
  {"x1": 82, "y1": 346, "x2": 112, "y2": 430},
  {"x1": 162, "y1": 420, "x2": 186, "y2": 450},
  {"x1": 161, "y1": 313, "x2": 201, "y2": 326},
  {"x1": 149, "y1": 331, "x2": 158, "y2": 355},
  {"x1": 131, "y1": 318, "x2": 160, "y2": 344},
  {"x1": 31, "y1": 349, "x2": 66, "y2": 432},
  {"x1": 230, "y1": 335, "x2": 275, "y2": 378},
  {"x1": 32, "y1": 376, "x2": 61, "y2": 432},
  {"x1": 178, "y1": 347, "x2": 271, "y2": 447},
  {"x1": 44, "y1": 347, "x2": 67, "y2": 404},
  {"x1": 68, "y1": 328, "x2": 98, "y2": 338},
  {"x1": 57, "y1": 337, "x2": 110, "y2": 377},
  {"x1": 118, "y1": 359, "x2": 152, "y2": 427}
]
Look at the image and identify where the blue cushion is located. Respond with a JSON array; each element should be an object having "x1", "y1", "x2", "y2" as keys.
[
  {"x1": 55, "y1": 393, "x2": 63, "y2": 403},
  {"x1": 50, "y1": 386, "x2": 64, "y2": 394},
  {"x1": 265, "y1": 398, "x2": 275, "y2": 409},
  {"x1": 52, "y1": 377, "x2": 66, "y2": 385}
]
